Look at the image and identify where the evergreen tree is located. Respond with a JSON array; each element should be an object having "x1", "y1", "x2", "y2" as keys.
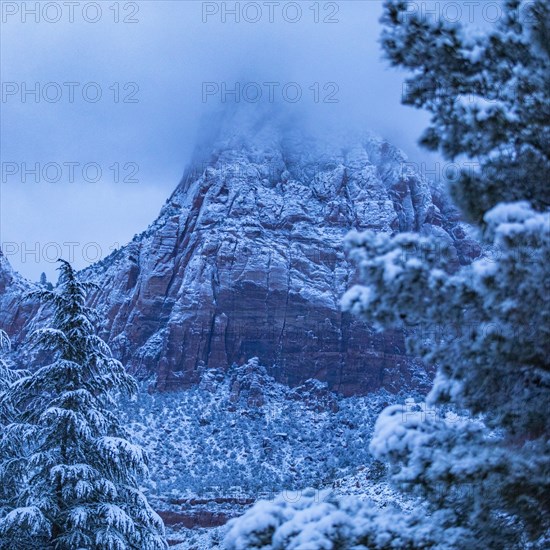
[
  {"x1": 39, "y1": 272, "x2": 54, "y2": 291},
  {"x1": 0, "y1": 330, "x2": 11, "y2": 487},
  {"x1": 0, "y1": 331, "x2": 27, "y2": 526},
  {"x1": 0, "y1": 330, "x2": 15, "y2": 393},
  {"x1": 341, "y1": 0, "x2": 549, "y2": 547},
  {"x1": 0, "y1": 260, "x2": 167, "y2": 549},
  {"x1": 382, "y1": 0, "x2": 549, "y2": 224}
]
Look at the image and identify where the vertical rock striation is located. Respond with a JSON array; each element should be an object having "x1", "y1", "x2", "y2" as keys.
[{"x1": 0, "y1": 114, "x2": 477, "y2": 395}]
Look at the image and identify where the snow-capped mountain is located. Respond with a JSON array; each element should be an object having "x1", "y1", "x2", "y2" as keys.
[{"x1": 0, "y1": 111, "x2": 476, "y2": 394}]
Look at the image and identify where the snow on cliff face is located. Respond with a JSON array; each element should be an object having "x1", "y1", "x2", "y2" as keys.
[
  {"x1": 78, "y1": 119, "x2": 473, "y2": 395},
  {"x1": 0, "y1": 250, "x2": 35, "y2": 337},
  {"x1": 0, "y1": 115, "x2": 475, "y2": 394}
]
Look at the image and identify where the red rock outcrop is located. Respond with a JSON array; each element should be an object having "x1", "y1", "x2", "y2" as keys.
[{"x1": 0, "y1": 117, "x2": 475, "y2": 395}]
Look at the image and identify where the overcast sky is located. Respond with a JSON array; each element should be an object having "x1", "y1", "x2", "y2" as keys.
[{"x1": 1, "y1": 0, "x2": 489, "y2": 281}]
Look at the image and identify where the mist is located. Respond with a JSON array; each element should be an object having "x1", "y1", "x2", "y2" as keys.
[{"x1": 0, "y1": 0, "x2": 453, "y2": 281}]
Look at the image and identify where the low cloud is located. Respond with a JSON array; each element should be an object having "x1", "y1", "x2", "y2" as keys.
[{"x1": 1, "y1": 1, "x2": 450, "y2": 280}]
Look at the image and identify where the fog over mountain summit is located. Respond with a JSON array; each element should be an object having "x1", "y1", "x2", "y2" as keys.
[
  {"x1": 0, "y1": 107, "x2": 475, "y2": 395},
  {"x1": 1, "y1": 1, "x2": 447, "y2": 282}
]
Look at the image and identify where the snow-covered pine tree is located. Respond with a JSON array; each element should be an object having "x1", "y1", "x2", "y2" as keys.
[
  {"x1": 39, "y1": 272, "x2": 53, "y2": 291},
  {"x1": 0, "y1": 260, "x2": 167, "y2": 550},
  {"x1": 0, "y1": 331, "x2": 10, "y2": 471},
  {"x1": 0, "y1": 329, "x2": 14, "y2": 393},
  {"x1": 0, "y1": 331, "x2": 28, "y2": 528},
  {"x1": 383, "y1": 0, "x2": 550, "y2": 225},
  {"x1": 341, "y1": 0, "x2": 549, "y2": 547}
]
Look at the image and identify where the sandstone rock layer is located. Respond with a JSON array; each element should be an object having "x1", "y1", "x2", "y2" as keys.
[{"x1": 0, "y1": 121, "x2": 475, "y2": 395}]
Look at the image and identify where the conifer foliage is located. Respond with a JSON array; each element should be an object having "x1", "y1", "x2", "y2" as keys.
[
  {"x1": 341, "y1": 0, "x2": 550, "y2": 547},
  {"x1": 0, "y1": 329, "x2": 18, "y2": 396},
  {"x1": 0, "y1": 330, "x2": 26, "y2": 523},
  {"x1": 0, "y1": 260, "x2": 167, "y2": 550}
]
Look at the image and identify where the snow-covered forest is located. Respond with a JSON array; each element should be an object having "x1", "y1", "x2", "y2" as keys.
[{"x1": 0, "y1": 0, "x2": 548, "y2": 548}]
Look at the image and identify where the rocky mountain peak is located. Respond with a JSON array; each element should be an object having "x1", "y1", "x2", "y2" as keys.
[{"x1": 0, "y1": 113, "x2": 475, "y2": 395}]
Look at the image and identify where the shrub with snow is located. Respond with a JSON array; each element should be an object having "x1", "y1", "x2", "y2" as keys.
[{"x1": 224, "y1": 488, "x2": 470, "y2": 550}]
